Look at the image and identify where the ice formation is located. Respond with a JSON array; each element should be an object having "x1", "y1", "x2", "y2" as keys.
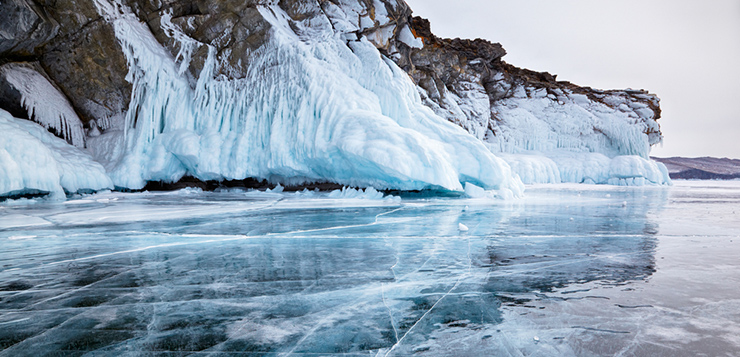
[
  {"x1": 481, "y1": 85, "x2": 670, "y2": 185},
  {"x1": 388, "y1": 14, "x2": 670, "y2": 187},
  {"x1": 0, "y1": 109, "x2": 113, "y2": 199},
  {"x1": 0, "y1": 0, "x2": 670, "y2": 196},
  {"x1": 0, "y1": 63, "x2": 85, "y2": 148},
  {"x1": 89, "y1": 0, "x2": 524, "y2": 195},
  {"x1": 415, "y1": 82, "x2": 672, "y2": 186}
]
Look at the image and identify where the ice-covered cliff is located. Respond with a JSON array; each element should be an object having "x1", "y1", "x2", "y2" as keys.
[
  {"x1": 376, "y1": 15, "x2": 667, "y2": 185},
  {"x1": 0, "y1": 0, "x2": 669, "y2": 199}
]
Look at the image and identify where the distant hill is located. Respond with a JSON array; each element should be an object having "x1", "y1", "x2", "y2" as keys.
[{"x1": 652, "y1": 157, "x2": 740, "y2": 180}]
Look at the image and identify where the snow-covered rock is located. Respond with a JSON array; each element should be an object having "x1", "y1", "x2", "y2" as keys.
[{"x1": 382, "y1": 13, "x2": 669, "y2": 186}]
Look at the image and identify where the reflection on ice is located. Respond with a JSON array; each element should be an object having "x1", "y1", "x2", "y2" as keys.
[{"x1": 1, "y1": 183, "x2": 739, "y2": 355}]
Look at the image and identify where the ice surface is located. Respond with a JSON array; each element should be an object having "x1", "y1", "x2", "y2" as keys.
[
  {"x1": 0, "y1": 109, "x2": 113, "y2": 199},
  {"x1": 2, "y1": 181, "x2": 739, "y2": 355},
  {"x1": 0, "y1": 63, "x2": 85, "y2": 147},
  {"x1": 88, "y1": 0, "x2": 522, "y2": 195}
]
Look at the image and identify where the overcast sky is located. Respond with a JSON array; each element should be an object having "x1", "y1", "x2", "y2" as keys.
[{"x1": 404, "y1": 0, "x2": 740, "y2": 159}]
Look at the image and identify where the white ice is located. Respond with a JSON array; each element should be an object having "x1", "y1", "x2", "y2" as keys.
[
  {"x1": 483, "y1": 87, "x2": 670, "y2": 185},
  {"x1": 0, "y1": 109, "x2": 113, "y2": 199},
  {"x1": 499, "y1": 152, "x2": 671, "y2": 185}
]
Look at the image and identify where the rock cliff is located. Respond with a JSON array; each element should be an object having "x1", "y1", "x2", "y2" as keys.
[{"x1": 0, "y1": 0, "x2": 669, "y2": 197}]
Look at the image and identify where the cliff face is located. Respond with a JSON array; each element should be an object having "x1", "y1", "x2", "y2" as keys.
[
  {"x1": 0, "y1": 0, "x2": 669, "y2": 195},
  {"x1": 1, "y1": 0, "x2": 132, "y2": 124}
]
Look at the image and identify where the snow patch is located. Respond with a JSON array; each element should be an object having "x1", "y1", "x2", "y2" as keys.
[{"x1": 398, "y1": 25, "x2": 423, "y2": 49}]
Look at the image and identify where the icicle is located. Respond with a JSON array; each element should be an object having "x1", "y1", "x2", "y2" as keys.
[{"x1": 0, "y1": 63, "x2": 85, "y2": 148}]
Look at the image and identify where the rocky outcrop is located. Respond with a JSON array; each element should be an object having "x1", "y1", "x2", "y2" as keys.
[
  {"x1": 0, "y1": 0, "x2": 667, "y2": 189},
  {"x1": 379, "y1": 14, "x2": 662, "y2": 157},
  {"x1": 0, "y1": 0, "x2": 58, "y2": 58},
  {"x1": 0, "y1": 61, "x2": 86, "y2": 146}
]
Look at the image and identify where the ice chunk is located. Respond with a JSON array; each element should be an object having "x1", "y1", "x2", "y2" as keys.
[
  {"x1": 458, "y1": 223, "x2": 469, "y2": 231},
  {"x1": 464, "y1": 182, "x2": 486, "y2": 198},
  {"x1": 327, "y1": 187, "x2": 387, "y2": 200}
]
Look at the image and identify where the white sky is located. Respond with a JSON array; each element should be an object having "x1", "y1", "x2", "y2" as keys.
[{"x1": 404, "y1": 0, "x2": 740, "y2": 159}]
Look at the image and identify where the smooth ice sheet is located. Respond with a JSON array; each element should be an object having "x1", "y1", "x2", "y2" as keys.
[{"x1": 2, "y1": 182, "x2": 739, "y2": 355}]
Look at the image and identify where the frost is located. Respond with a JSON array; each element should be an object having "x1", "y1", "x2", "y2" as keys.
[{"x1": 0, "y1": 63, "x2": 85, "y2": 147}]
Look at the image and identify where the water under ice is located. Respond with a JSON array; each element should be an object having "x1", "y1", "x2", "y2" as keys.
[{"x1": 1, "y1": 181, "x2": 740, "y2": 355}]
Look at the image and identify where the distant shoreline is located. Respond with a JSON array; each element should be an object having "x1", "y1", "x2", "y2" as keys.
[{"x1": 652, "y1": 157, "x2": 740, "y2": 180}]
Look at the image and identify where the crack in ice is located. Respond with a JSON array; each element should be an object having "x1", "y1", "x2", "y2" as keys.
[{"x1": 381, "y1": 283, "x2": 399, "y2": 343}]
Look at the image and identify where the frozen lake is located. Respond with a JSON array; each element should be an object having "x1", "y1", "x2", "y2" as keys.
[{"x1": 1, "y1": 181, "x2": 739, "y2": 356}]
